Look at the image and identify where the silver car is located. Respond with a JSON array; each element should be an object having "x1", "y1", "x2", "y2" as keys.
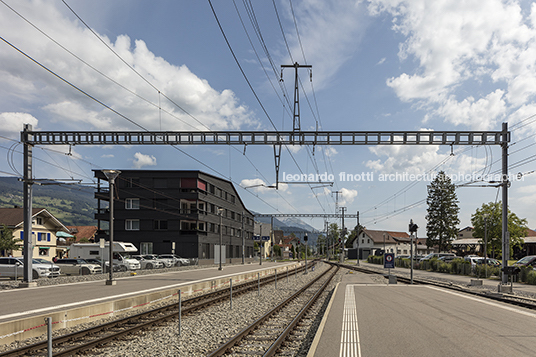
[
  {"x1": 0, "y1": 257, "x2": 57, "y2": 279},
  {"x1": 158, "y1": 254, "x2": 190, "y2": 266},
  {"x1": 55, "y1": 258, "x2": 102, "y2": 275}
]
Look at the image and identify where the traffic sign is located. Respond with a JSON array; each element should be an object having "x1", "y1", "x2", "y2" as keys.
[
  {"x1": 384, "y1": 253, "x2": 395, "y2": 269},
  {"x1": 252, "y1": 235, "x2": 260, "y2": 241},
  {"x1": 261, "y1": 236, "x2": 270, "y2": 241}
]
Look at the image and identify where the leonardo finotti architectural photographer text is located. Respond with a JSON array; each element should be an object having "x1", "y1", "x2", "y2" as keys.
[{"x1": 281, "y1": 172, "x2": 524, "y2": 183}]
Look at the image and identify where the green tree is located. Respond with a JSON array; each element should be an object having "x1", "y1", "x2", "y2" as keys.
[
  {"x1": 425, "y1": 171, "x2": 460, "y2": 252},
  {"x1": 273, "y1": 244, "x2": 282, "y2": 258},
  {"x1": 291, "y1": 244, "x2": 296, "y2": 259},
  {"x1": 471, "y1": 202, "x2": 527, "y2": 258},
  {"x1": 0, "y1": 224, "x2": 19, "y2": 256}
]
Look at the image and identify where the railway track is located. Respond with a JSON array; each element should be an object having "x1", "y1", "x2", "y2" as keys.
[
  {"x1": 332, "y1": 261, "x2": 536, "y2": 310},
  {"x1": 207, "y1": 264, "x2": 339, "y2": 357},
  {"x1": 0, "y1": 263, "x2": 314, "y2": 357}
]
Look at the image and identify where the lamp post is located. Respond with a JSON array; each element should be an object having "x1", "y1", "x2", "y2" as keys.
[
  {"x1": 484, "y1": 213, "x2": 489, "y2": 278},
  {"x1": 102, "y1": 169, "x2": 120, "y2": 286},
  {"x1": 218, "y1": 208, "x2": 224, "y2": 270}
]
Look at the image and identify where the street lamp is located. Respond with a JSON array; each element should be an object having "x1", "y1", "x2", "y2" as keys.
[
  {"x1": 218, "y1": 208, "x2": 224, "y2": 270},
  {"x1": 102, "y1": 169, "x2": 120, "y2": 286}
]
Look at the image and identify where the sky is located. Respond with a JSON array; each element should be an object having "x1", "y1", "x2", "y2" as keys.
[{"x1": 1, "y1": 0, "x2": 536, "y2": 235}]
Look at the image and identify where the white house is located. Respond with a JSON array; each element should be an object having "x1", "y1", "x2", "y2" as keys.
[{"x1": 0, "y1": 207, "x2": 70, "y2": 260}]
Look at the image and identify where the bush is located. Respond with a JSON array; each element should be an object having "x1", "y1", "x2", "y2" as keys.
[{"x1": 527, "y1": 270, "x2": 536, "y2": 285}]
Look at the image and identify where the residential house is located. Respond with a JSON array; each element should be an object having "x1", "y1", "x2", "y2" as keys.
[
  {"x1": 350, "y1": 229, "x2": 418, "y2": 259},
  {"x1": 0, "y1": 207, "x2": 70, "y2": 260},
  {"x1": 66, "y1": 226, "x2": 98, "y2": 243},
  {"x1": 254, "y1": 221, "x2": 272, "y2": 258}
]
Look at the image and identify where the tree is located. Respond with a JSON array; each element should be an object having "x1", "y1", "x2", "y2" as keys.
[
  {"x1": 471, "y1": 202, "x2": 528, "y2": 259},
  {"x1": 273, "y1": 244, "x2": 282, "y2": 258},
  {"x1": 0, "y1": 224, "x2": 19, "y2": 256},
  {"x1": 290, "y1": 244, "x2": 296, "y2": 259},
  {"x1": 425, "y1": 171, "x2": 460, "y2": 252}
]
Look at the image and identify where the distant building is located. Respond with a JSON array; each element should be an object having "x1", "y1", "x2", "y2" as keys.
[
  {"x1": 66, "y1": 226, "x2": 98, "y2": 243},
  {"x1": 349, "y1": 228, "x2": 433, "y2": 259},
  {"x1": 0, "y1": 207, "x2": 70, "y2": 260},
  {"x1": 458, "y1": 226, "x2": 474, "y2": 239},
  {"x1": 94, "y1": 170, "x2": 255, "y2": 263}
]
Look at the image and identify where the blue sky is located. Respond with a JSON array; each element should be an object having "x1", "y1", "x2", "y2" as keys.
[{"x1": 1, "y1": 0, "x2": 536, "y2": 234}]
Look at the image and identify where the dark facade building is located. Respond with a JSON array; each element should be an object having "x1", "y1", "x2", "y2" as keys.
[{"x1": 94, "y1": 170, "x2": 255, "y2": 262}]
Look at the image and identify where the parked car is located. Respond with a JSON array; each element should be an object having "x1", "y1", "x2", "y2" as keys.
[
  {"x1": 85, "y1": 258, "x2": 121, "y2": 272},
  {"x1": 158, "y1": 254, "x2": 190, "y2": 266},
  {"x1": 54, "y1": 258, "x2": 102, "y2": 275},
  {"x1": 464, "y1": 256, "x2": 482, "y2": 267},
  {"x1": 32, "y1": 258, "x2": 61, "y2": 277},
  {"x1": 475, "y1": 257, "x2": 501, "y2": 267},
  {"x1": 143, "y1": 254, "x2": 173, "y2": 268},
  {"x1": 513, "y1": 255, "x2": 536, "y2": 268},
  {"x1": 0, "y1": 257, "x2": 58, "y2": 279},
  {"x1": 438, "y1": 255, "x2": 461, "y2": 263},
  {"x1": 132, "y1": 255, "x2": 164, "y2": 269},
  {"x1": 419, "y1": 253, "x2": 456, "y2": 262}
]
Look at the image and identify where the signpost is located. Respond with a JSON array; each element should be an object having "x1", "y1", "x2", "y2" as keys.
[{"x1": 384, "y1": 252, "x2": 395, "y2": 284}]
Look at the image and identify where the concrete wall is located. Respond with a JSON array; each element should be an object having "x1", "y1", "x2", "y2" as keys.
[{"x1": 0, "y1": 262, "x2": 302, "y2": 346}]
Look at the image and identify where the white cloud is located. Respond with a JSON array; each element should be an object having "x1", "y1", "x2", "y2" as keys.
[
  {"x1": 101, "y1": 154, "x2": 114, "y2": 158},
  {"x1": 132, "y1": 152, "x2": 156, "y2": 168},
  {"x1": 323, "y1": 146, "x2": 338, "y2": 157},
  {"x1": 240, "y1": 178, "x2": 288, "y2": 193},
  {"x1": 0, "y1": 1, "x2": 258, "y2": 132},
  {"x1": 368, "y1": 0, "x2": 536, "y2": 128},
  {"x1": 339, "y1": 187, "x2": 358, "y2": 206},
  {"x1": 0, "y1": 112, "x2": 38, "y2": 135},
  {"x1": 280, "y1": 0, "x2": 371, "y2": 89}
]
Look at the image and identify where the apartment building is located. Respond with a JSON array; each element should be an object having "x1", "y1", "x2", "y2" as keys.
[{"x1": 94, "y1": 170, "x2": 255, "y2": 262}]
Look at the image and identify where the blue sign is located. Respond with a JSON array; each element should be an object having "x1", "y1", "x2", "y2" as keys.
[
  {"x1": 252, "y1": 235, "x2": 261, "y2": 241},
  {"x1": 261, "y1": 236, "x2": 270, "y2": 241},
  {"x1": 384, "y1": 253, "x2": 395, "y2": 269}
]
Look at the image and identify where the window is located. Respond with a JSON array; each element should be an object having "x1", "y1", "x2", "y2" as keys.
[
  {"x1": 154, "y1": 220, "x2": 168, "y2": 230},
  {"x1": 38, "y1": 248, "x2": 49, "y2": 256},
  {"x1": 126, "y1": 177, "x2": 140, "y2": 188},
  {"x1": 125, "y1": 198, "x2": 140, "y2": 210},
  {"x1": 140, "y1": 242, "x2": 153, "y2": 255},
  {"x1": 125, "y1": 219, "x2": 140, "y2": 231},
  {"x1": 35, "y1": 217, "x2": 43, "y2": 225}
]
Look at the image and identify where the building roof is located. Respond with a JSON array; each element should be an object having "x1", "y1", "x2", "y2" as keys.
[
  {"x1": 360, "y1": 229, "x2": 410, "y2": 244},
  {"x1": 0, "y1": 207, "x2": 69, "y2": 232},
  {"x1": 66, "y1": 226, "x2": 98, "y2": 242}
]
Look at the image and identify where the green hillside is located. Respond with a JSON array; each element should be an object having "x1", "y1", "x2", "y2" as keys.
[{"x1": 0, "y1": 177, "x2": 97, "y2": 226}]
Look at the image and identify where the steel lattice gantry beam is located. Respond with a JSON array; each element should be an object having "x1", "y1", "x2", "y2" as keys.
[
  {"x1": 23, "y1": 129, "x2": 509, "y2": 146},
  {"x1": 20, "y1": 125, "x2": 512, "y2": 285},
  {"x1": 254, "y1": 213, "x2": 358, "y2": 218}
]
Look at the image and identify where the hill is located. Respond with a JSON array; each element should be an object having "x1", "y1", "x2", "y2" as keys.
[{"x1": 0, "y1": 177, "x2": 96, "y2": 226}]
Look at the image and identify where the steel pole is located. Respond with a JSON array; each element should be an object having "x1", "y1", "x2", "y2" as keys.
[{"x1": 501, "y1": 122, "x2": 509, "y2": 284}]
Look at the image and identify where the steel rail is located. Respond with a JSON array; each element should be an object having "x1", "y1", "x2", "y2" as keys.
[
  {"x1": 0, "y1": 263, "x2": 313, "y2": 357},
  {"x1": 332, "y1": 262, "x2": 536, "y2": 310},
  {"x1": 206, "y1": 265, "x2": 338, "y2": 357}
]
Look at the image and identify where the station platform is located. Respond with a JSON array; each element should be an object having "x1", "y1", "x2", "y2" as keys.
[
  {"x1": 0, "y1": 261, "x2": 299, "y2": 345},
  {"x1": 308, "y1": 264, "x2": 536, "y2": 357}
]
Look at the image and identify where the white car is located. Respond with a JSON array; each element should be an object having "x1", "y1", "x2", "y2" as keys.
[
  {"x1": 143, "y1": 254, "x2": 173, "y2": 268},
  {"x1": 158, "y1": 254, "x2": 190, "y2": 266},
  {"x1": 0, "y1": 257, "x2": 58, "y2": 279},
  {"x1": 132, "y1": 255, "x2": 164, "y2": 269},
  {"x1": 55, "y1": 258, "x2": 102, "y2": 275}
]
